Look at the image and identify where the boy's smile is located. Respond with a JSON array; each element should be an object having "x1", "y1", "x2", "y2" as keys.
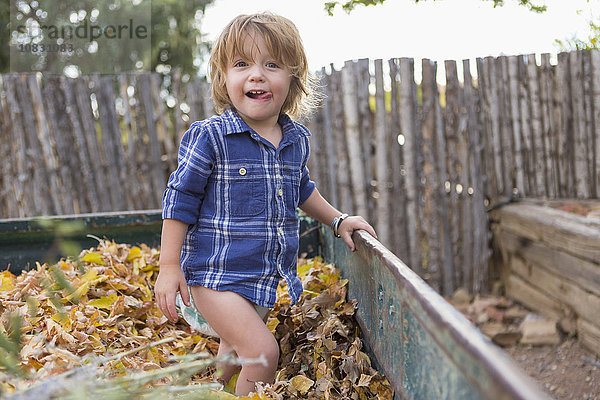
[{"x1": 225, "y1": 32, "x2": 292, "y2": 134}]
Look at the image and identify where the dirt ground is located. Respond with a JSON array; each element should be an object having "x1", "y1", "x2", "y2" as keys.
[
  {"x1": 447, "y1": 288, "x2": 599, "y2": 400},
  {"x1": 504, "y1": 337, "x2": 599, "y2": 400}
]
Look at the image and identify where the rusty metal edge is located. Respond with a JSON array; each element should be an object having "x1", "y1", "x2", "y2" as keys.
[{"x1": 350, "y1": 229, "x2": 551, "y2": 400}]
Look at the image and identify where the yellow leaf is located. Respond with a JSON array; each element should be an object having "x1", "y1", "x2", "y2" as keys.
[
  {"x1": 126, "y1": 246, "x2": 141, "y2": 262},
  {"x1": 0, "y1": 270, "x2": 15, "y2": 291},
  {"x1": 290, "y1": 375, "x2": 314, "y2": 394},
  {"x1": 267, "y1": 317, "x2": 279, "y2": 332},
  {"x1": 207, "y1": 390, "x2": 238, "y2": 399},
  {"x1": 66, "y1": 269, "x2": 107, "y2": 301},
  {"x1": 87, "y1": 293, "x2": 119, "y2": 309},
  {"x1": 81, "y1": 252, "x2": 106, "y2": 265},
  {"x1": 297, "y1": 262, "x2": 313, "y2": 277},
  {"x1": 51, "y1": 312, "x2": 70, "y2": 328},
  {"x1": 224, "y1": 371, "x2": 239, "y2": 393}
]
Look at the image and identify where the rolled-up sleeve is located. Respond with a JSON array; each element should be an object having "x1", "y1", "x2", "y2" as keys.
[
  {"x1": 162, "y1": 122, "x2": 215, "y2": 224},
  {"x1": 298, "y1": 165, "x2": 316, "y2": 205}
]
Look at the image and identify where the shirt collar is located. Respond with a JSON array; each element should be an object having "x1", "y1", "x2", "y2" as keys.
[{"x1": 221, "y1": 108, "x2": 310, "y2": 145}]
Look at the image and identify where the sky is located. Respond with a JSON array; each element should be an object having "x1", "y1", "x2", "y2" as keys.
[{"x1": 201, "y1": 0, "x2": 596, "y2": 78}]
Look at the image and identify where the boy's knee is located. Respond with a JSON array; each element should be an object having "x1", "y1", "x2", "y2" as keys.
[
  {"x1": 263, "y1": 336, "x2": 279, "y2": 365},
  {"x1": 242, "y1": 334, "x2": 279, "y2": 366}
]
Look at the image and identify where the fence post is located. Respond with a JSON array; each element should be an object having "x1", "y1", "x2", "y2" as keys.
[
  {"x1": 421, "y1": 59, "x2": 442, "y2": 292},
  {"x1": 342, "y1": 61, "x2": 368, "y2": 217},
  {"x1": 398, "y1": 58, "x2": 422, "y2": 275},
  {"x1": 591, "y1": 50, "x2": 600, "y2": 198},
  {"x1": 374, "y1": 59, "x2": 390, "y2": 246}
]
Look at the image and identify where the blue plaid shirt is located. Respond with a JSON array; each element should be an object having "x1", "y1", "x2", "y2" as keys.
[{"x1": 162, "y1": 108, "x2": 316, "y2": 307}]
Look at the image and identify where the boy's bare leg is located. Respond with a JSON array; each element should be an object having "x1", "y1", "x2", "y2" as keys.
[
  {"x1": 189, "y1": 286, "x2": 279, "y2": 395},
  {"x1": 215, "y1": 338, "x2": 240, "y2": 384}
]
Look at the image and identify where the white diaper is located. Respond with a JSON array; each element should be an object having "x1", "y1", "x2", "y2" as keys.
[{"x1": 175, "y1": 286, "x2": 270, "y2": 338}]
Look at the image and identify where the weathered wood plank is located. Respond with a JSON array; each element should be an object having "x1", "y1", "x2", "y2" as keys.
[
  {"x1": 509, "y1": 253, "x2": 599, "y2": 326},
  {"x1": 507, "y1": 255, "x2": 577, "y2": 333},
  {"x1": 331, "y1": 67, "x2": 353, "y2": 214},
  {"x1": 374, "y1": 59, "x2": 390, "y2": 247},
  {"x1": 170, "y1": 68, "x2": 185, "y2": 146},
  {"x1": 504, "y1": 273, "x2": 565, "y2": 322},
  {"x1": 15, "y1": 75, "x2": 50, "y2": 215},
  {"x1": 131, "y1": 74, "x2": 154, "y2": 209},
  {"x1": 556, "y1": 52, "x2": 572, "y2": 197},
  {"x1": 0, "y1": 76, "x2": 19, "y2": 218},
  {"x1": 464, "y1": 59, "x2": 489, "y2": 293},
  {"x1": 498, "y1": 57, "x2": 515, "y2": 195},
  {"x1": 357, "y1": 58, "x2": 374, "y2": 223},
  {"x1": 398, "y1": 58, "x2": 422, "y2": 274},
  {"x1": 482, "y1": 57, "x2": 503, "y2": 198},
  {"x1": 72, "y1": 77, "x2": 105, "y2": 212},
  {"x1": 590, "y1": 50, "x2": 600, "y2": 198},
  {"x1": 151, "y1": 74, "x2": 176, "y2": 175},
  {"x1": 569, "y1": 51, "x2": 589, "y2": 198},
  {"x1": 137, "y1": 73, "x2": 166, "y2": 208},
  {"x1": 492, "y1": 203, "x2": 600, "y2": 263},
  {"x1": 118, "y1": 74, "x2": 144, "y2": 210},
  {"x1": 388, "y1": 59, "x2": 409, "y2": 262},
  {"x1": 27, "y1": 74, "x2": 64, "y2": 215},
  {"x1": 508, "y1": 56, "x2": 526, "y2": 195},
  {"x1": 320, "y1": 67, "x2": 339, "y2": 209},
  {"x1": 444, "y1": 60, "x2": 462, "y2": 292},
  {"x1": 42, "y1": 76, "x2": 76, "y2": 214},
  {"x1": 421, "y1": 59, "x2": 442, "y2": 292},
  {"x1": 582, "y1": 51, "x2": 595, "y2": 198},
  {"x1": 93, "y1": 75, "x2": 126, "y2": 210},
  {"x1": 342, "y1": 61, "x2": 368, "y2": 217},
  {"x1": 578, "y1": 318, "x2": 600, "y2": 357},
  {"x1": 495, "y1": 228, "x2": 600, "y2": 296},
  {"x1": 538, "y1": 54, "x2": 557, "y2": 198}
]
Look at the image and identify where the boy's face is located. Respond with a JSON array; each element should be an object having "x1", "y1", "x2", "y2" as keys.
[{"x1": 225, "y1": 32, "x2": 292, "y2": 129}]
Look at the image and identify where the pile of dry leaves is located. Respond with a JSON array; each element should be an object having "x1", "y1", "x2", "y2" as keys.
[{"x1": 0, "y1": 239, "x2": 392, "y2": 399}]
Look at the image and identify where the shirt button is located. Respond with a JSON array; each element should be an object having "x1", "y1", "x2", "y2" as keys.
[
  {"x1": 239, "y1": 167, "x2": 247, "y2": 176},
  {"x1": 278, "y1": 227, "x2": 283, "y2": 235},
  {"x1": 278, "y1": 188, "x2": 283, "y2": 196}
]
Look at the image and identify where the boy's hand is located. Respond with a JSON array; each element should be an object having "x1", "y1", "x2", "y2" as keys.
[
  {"x1": 154, "y1": 264, "x2": 190, "y2": 323},
  {"x1": 338, "y1": 216, "x2": 377, "y2": 252}
]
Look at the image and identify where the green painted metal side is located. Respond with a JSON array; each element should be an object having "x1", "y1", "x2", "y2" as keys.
[
  {"x1": 0, "y1": 210, "x2": 164, "y2": 272},
  {"x1": 321, "y1": 226, "x2": 551, "y2": 400}
]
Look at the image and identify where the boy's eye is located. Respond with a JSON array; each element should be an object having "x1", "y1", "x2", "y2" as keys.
[
  {"x1": 234, "y1": 60, "x2": 248, "y2": 67},
  {"x1": 266, "y1": 62, "x2": 279, "y2": 69}
]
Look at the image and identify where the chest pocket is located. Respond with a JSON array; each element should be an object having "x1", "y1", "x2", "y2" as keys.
[
  {"x1": 227, "y1": 165, "x2": 266, "y2": 217},
  {"x1": 283, "y1": 164, "x2": 301, "y2": 211}
]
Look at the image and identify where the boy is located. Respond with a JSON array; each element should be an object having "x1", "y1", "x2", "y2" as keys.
[{"x1": 155, "y1": 12, "x2": 376, "y2": 395}]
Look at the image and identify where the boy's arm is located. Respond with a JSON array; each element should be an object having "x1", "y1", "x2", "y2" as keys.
[
  {"x1": 155, "y1": 218, "x2": 190, "y2": 322},
  {"x1": 299, "y1": 189, "x2": 377, "y2": 251}
]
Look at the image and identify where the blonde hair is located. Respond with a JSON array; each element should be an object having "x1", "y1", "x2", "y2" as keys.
[{"x1": 208, "y1": 12, "x2": 319, "y2": 120}]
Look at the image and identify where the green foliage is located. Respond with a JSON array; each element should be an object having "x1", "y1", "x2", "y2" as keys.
[
  {"x1": 150, "y1": 0, "x2": 214, "y2": 76},
  {"x1": 324, "y1": 0, "x2": 386, "y2": 16},
  {"x1": 555, "y1": 1, "x2": 600, "y2": 51},
  {"x1": 0, "y1": 314, "x2": 25, "y2": 379},
  {"x1": 324, "y1": 0, "x2": 547, "y2": 15},
  {"x1": 1, "y1": 0, "x2": 214, "y2": 75}
]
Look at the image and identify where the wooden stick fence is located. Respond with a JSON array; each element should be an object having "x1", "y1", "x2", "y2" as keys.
[
  {"x1": 0, "y1": 72, "x2": 213, "y2": 218},
  {"x1": 0, "y1": 49, "x2": 599, "y2": 294},
  {"x1": 305, "y1": 50, "x2": 600, "y2": 294}
]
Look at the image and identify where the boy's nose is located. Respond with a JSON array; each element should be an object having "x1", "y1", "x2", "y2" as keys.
[{"x1": 248, "y1": 65, "x2": 265, "y2": 82}]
